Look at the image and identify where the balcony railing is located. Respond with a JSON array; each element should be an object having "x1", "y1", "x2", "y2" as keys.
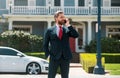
[
  {"x1": 12, "y1": 6, "x2": 49, "y2": 15},
  {"x1": 10, "y1": 6, "x2": 120, "y2": 15},
  {"x1": 92, "y1": 7, "x2": 120, "y2": 15}
]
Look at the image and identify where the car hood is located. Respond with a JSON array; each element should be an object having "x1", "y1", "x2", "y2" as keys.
[{"x1": 26, "y1": 56, "x2": 48, "y2": 63}]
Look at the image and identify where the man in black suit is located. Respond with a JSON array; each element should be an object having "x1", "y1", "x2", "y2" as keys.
[{"x1": 43, "y1": 11, "x2": 79, "y2": 78}]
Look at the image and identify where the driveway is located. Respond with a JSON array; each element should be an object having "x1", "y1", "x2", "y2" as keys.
[{"x1": 0, "y1": 63, "x2": 120, "y2": 78}]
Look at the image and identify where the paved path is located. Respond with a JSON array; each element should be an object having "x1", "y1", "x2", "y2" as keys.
[{"x1": 0, "y1": 63, "x2": 120, "y2": 78}]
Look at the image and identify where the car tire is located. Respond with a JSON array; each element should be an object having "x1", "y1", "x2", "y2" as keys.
[{"x1": 26, "y1": 62, "x2": 41, "y2": 75}]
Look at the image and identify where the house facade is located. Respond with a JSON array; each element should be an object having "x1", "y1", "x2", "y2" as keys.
[{"x1": 0, "y1": 0, "x2": 120, "y2": 53}]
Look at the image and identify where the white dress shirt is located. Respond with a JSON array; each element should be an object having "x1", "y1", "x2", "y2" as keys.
[
  {"x1": 56, "y1": 24, "x2": 63, "y2": 37},
  {"x1": 56, "y1": 24, "x2": 71, "y2": 37}
]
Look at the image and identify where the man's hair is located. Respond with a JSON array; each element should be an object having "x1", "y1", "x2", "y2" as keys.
[{"x1": 54, "y1": 11, "x2": 63, "y2": 19}]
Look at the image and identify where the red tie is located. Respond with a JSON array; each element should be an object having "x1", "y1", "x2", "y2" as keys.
[{"x1": 59, "y1": 26, "x2": 63, "y2": 40}]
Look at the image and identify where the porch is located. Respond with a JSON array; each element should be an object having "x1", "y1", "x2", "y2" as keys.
[{"x1": 9, "y1": 6, "x2": 120, "y2": 15}]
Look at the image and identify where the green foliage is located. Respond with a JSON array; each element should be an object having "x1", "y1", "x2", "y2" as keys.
[
  {"x1": 0, "y1": 31, "x2": 43, "y2": 52},
  {"x1": 85, "y1": 38, "x2": 120, "y2": 53},
  {"x1": 102, "y1": 53, "x2": 120, "y2": 63},
  {"x1": 80, "y1": 53, "x2": 105, "y2": 73},
  {"x1": 25, "y1": 52, "x2": 45, "y2": 59}
]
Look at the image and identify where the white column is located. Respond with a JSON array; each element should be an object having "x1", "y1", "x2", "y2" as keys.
[
  {"x1": 75, "y1": 0, "x2": 78, "y2": 7},
  {"x1": 75, "y1": 0, "x2": 78, "y2": 14},
  {"x1": 61, "y1": 0, "x2": 64, "y2": 11},
  {"x1": 8, "y1": 20, "x2": 13, "y2": 30},
  {"x1": 48, "y1": 21, "x2": 51, "y2": 28},
  {"x1": 87, "y1": 21, "x2": 92, "y2": 44}
]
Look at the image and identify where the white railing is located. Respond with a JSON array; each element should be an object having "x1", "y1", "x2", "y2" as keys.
[
  {"x1": 10, "y1": 6, "x2": 120, "y2": 15},
  {"x1": 91, "y1": 7, "x2": 120, "y2": 15},
  {"x1": 50, "y1": 7, "x2": 63, "y2": 15},
  {"x1": 76, "y1": 7, "x2": 89, "y2": 15},
  {"x1": 62, "y1": 6, "x2": 76, "y2": 15},
  {"x1": 50, "y1": 7, "x2": 89, "y2": 15},
  {"x1": 110, "y1": 7, "x2": 120, "y2": 15},
  {"x1": 12, "y1": 6, "x2": 48, "y2": 15}
]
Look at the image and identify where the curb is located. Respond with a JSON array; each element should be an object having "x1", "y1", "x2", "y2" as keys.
[{"x1": 70, "y1": 63, "x2": 82, "y2": 68}]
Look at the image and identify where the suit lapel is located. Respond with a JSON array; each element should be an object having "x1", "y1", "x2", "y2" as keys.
[
  {"x1": 52, "y1": 26, "x2": 59, "y2": 39},
  {"x1": 53, "y1": 26, "x2": 57, "y2": 35},
  {"x1": 52, "y1": 26, "x2": 69, "y2": 40}
]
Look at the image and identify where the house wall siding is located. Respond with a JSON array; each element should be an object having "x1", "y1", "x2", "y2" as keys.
[
  {"x1": 0, "y1": 0, "x2": 8, "y2": 16},
  {"x1": 14, "y1": 0, "x2": 28, "y2": 6},
  {"x1": 36, "y1": 0, "x2": 46, "y2": 6},
  {"x1": 0, "y1": 10, "x2": 8, "y2": 15},
  {"x1": 0, "y1": 0, "x2": 6, "y2": 9},
  {"x1": 64, "y1": 0, "x2": 75, "y2": 6}
]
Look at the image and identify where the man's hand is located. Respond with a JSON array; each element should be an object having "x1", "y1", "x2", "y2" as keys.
[{"x1": 65, "y1": 18, "x2": 71, "y2": 27}]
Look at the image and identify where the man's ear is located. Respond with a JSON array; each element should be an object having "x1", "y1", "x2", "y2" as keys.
[{"x1": 55, "y1": 18, "x2": 57, "y2": 21}]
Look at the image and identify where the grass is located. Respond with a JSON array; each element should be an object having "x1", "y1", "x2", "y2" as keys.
[{"x1": 105, "y1": 63, "x2": 120, "y2": 75}]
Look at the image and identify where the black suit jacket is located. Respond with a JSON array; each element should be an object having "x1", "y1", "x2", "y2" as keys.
[{"x1": 43, "y1": 26, "x2": 79, "y2": 60}]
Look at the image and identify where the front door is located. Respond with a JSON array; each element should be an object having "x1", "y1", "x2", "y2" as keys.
[{"x1": 75, "y1": 26, "x2": 85, "y2": 52}]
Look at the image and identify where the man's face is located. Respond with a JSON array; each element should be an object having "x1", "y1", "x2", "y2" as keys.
[{"x1": 56, "y1": 13, "x2": 66, "y2": 25}]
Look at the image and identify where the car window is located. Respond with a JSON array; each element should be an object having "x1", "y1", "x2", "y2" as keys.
[{"x1": 0, "y1": 48, "x2": 18, "y2": 56}]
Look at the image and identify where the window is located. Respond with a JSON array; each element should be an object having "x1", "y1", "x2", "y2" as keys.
[
  {"x1": 111, "y1": 0, "x2": 120, "y2": 6},
  {"x1": 93, "y1": 0, "x2": 103, "y2": 6},
  {"x1": 0, "y1": 48, "x2": 17, "y2": 56},
  {"x1": 106, "y1": 26, "x2": 120, "y2": 40},
  {"x1": 13, "y1": 25, "x2": 32, "y2": 33},
  {"x1": 78, "y1": 0, "x2": 84, "y2": 6},
  {"x1": 54, "y1": 0, "x2": 60, "y2": 6}
]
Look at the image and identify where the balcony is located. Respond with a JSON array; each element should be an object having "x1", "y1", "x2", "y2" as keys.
[{"x1": 9, "y1": 6, "x2": 120, "y2": 15}]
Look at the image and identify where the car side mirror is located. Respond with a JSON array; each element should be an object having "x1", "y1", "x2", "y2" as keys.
[{"x1": 17, "y1": 53, "x2": 24, "y2": 57}]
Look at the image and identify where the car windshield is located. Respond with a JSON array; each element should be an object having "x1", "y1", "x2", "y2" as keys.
[{"x1": 0, "y1": 47, "x2": 27, "y2": 56}]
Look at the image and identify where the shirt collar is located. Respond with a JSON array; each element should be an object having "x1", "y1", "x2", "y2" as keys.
[{"x1": 56, "y1": 24, "x2": 63, "y2": 28}]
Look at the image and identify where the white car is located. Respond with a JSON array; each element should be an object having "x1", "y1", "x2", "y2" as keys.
[{"x1": 0, "y1": 46, "x2": 49, "y2": 74}]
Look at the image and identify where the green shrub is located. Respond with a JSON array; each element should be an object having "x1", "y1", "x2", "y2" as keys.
[
  {"x1": 80, "y1": 53, "x2": 105, "y2": 73},
  {"x1": 102, "y1": 53, "x2": 120, "y2": 63},
  {"x1": 85, "y1": 38, "x2": 120, "y2": 53},
  {"x1": 25, "y1": 52, "x2": 45, "y2": 59},
  {"x1": 0, "y1": 31, "x2": 43, "y2": 52}
]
